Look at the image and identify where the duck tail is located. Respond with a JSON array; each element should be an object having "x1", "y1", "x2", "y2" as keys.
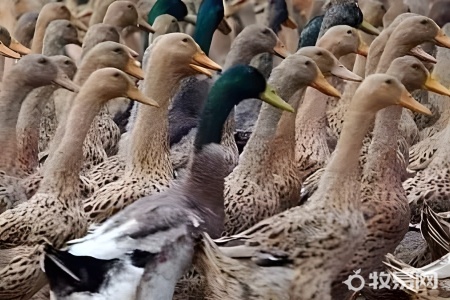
[
  {"x1": 195, "y1": 233, "x2": 226, "y2": 276},
  {"x1": 43, "y1": 245, "x2": 81, "y2": 282}
]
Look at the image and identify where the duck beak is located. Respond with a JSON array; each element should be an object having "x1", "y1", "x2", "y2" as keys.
[
  {"x1": 310, "y1": 72, "x2": 341, "y2": 98},
  {"x1": 126, "y1": 85, "x2": 159, "y2": 107},
  {"x1": 0, "y1": 42, "x2": 20, "y2": 59},
  {"x1": 434, "y1": 29, "x2": 450, "y2": 49},
  {"x1": 330, "y1": 64, "x2": 362, "y2": 82},
  {"x1": 422, "y1": 75, "x2": 450, "y2": 96},
  {"x1": 124, "y1": 58, "x2": 144, "y2": 80},
  {"x1": 272, "y1": 38, "x2": 290, "y2": 59},
  {"x1": 282, "y1": 16, "x2": 297, "y2": 29},
  {"x1": 358, "y1": 19, "x2": 380, "y2": 36},
  {"x1": 259, "y1": 84, "x2": 294, "y2": 112},
  {"x1": 70, "y1": 15, "x2": 89, "y2": 32},
  {"x1": 9, "y1": 39, "x2": 30, "y2": 55},
  {"x1": 191, "y1": 52, "x2": 222, "y2": 72},
  {"x1": 398, "y1": 87, "x2": 431, "y2": 115},
  {"x1": 137, "y1": 16, "x2": 155, "y2": 33},
  {"x1": 409, "y1": 46, "x2": 437, "y2": 64},
  {"x1": 357, "y1": 41, "x2": 369, "y2": 57},
  {"x1": 189, "y1": 64, "x2": 213, "y2": 78},
  {"x1": 52, "y1": 73, "x2": 80, "y2": 93}
]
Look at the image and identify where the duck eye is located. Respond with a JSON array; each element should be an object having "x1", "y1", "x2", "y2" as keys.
[
  {"x1": 412, "y1": 64, "x2": 419, "y2": 70},
  {"x1": 114, "y1": 48, "x2": 122, "y2": 53},
  {"x1": 113, "y1": 72, "x2": 120, "y2": 78},
  {"x1": 64, "y1": 60, "x2": 70, "y2": 65},
  {"x1": 385, "y1": 79, "x2": 392, "y2": 84},
  {"x1": 38, "y1": 58, "x2": 47, "y2": 64},
  {"x1": 127, "y1": 4, "x2": 132, "y2": 8},
  {"x1": 66, "y1": 24, "x2": 72, "y2": 28},
  {"x1": 305, "y1": 61, "x2": 310, "y2": 66},
  {"x1": 262, "y1": 28, "x2": 270, "y2": 35},
  {"x1": 381, "y1": 5, "x2": 386, "y2": 11},
  {"x1": 317, "y1": 52, "x2": 322, "y2": 56},
  {"x1": 347, "y1": 30, "x2": 352, "y2": 34},
  {"x1": 420, "y1": 19, "x2": 428, "y2": 25},
  {"x1": 182, "y1": 38, "x2": 188, "y2": 43}
]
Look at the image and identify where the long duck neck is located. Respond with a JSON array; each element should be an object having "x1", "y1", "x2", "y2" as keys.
[
  {"x1": 238, "y1": 70, "x2": 301, "y2": 171},
  {"x1": 39, "y1": 86, "x2": 105, "y2": 201},
  {"x1": 271, "y1": 87, "x2": 307, "y2": 170},
  {"x1": 318, "y1": 107, "x2": 376, "y2": 210},
  {"x1": 31, "y1": 19, "x2": 49, "y2": 54},
  {"x1": 363, "y1": 106, "x2": 403, "y2": 182},
  {"x1": 16, "y1": 86, "x2": 58, "y2": 175},
  {"x1": 0, "y1": 81, "x2": 35, "y2": 175},
  {"x1": 127, "y1": 63, "x2": 187, "y2": 176}
]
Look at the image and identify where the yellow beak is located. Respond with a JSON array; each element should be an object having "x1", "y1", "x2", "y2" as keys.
[
  {"x1": 398, "y1": 87, "x2": 432, "y2": 116},
  {"x1": 259, "y1": 84, "x2": 294, "y2": 112}
]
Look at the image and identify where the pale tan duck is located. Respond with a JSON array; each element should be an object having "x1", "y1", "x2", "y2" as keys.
[
  {"x1": 83, "y1": 33, "x2": 221, "y2": 224},
  {"x1": 23, "y1": 41, "x2": 145, "y2": 198},
  {"x1": 0, "y1": 54, "x2": 77, "y2": 213},
  {"x1": 294, "y1": 27, "x2": 366, "y2": 191},
  {"x1": 17, "y1": 56, "x2": 78, "y2": 177},
  {"x1": 223, "y1": 53, "x2": 341, "y2": 236},
  {"x1": 333, "y1": 57, "x2": 449, "y2": 300},
  {"x1": 30, "y1": 2, "x2": 86, "y2": 54},
  {"x1": 0, "y1": 67, "x2": 157, "y2": 300},
  {"x1": 198, "y1": 74, "x2": 427, "y2": 300}
]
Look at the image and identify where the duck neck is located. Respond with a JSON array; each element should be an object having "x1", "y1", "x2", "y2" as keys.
[
  {"x1": 127, "y1": 67, "x2": 183, "y2": 176},
  {"x1": 319, "y1": 107, "x2": 375, "y2": 210},
  {"x1": 39, "y1": 87, "x2": 104, "y2": 201},
  {"x1": 363, "y1": 106, "x2": 402, "y2": 182},
  {"x1": 31, "y1": 20, "x2": 47, "y2": 54},
  {"x1": 223, "y1": 38, "x2": 261, "y2": 70},
  {"x1": 271, "y1": 87, "x2": 306, "y2": 172},
  {"x1": 0, "y1": 80, "x2": 35, "y2": 175},
  {"x1": 376, "y1": 42, "x2": 412, "y2": 73},
  {"x1": 16, "y1": 86, "x2": 57, "y2": 175},
  {"x1": 238, "y1": 73, "x2": 300, "y2": 171}
]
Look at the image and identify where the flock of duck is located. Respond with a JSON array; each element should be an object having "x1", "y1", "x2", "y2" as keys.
[{"x1": 0, "y1": 0, "x2": 450, "y2": 299}]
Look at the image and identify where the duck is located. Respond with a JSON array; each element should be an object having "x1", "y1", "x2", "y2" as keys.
[
  {"x1": 223, "y1": 52, "x2": 340, "y2": 235},
  {"x1": 23, "y1": 41, "x2": 146, "y2": 198},
  {"x1": 334, "y1": 56, "x2": 450, "y2": 300},
  {"x1": 83, "y1": 33, "x2": 221, "y2": 225},
  {"x1": 298, "y1": 0, "x2": 380, "y2": 49},
  {"x1": 0, "y1": 54, "x2": 78, "y2": 179},
  {"x1": 31, "y1": 3, "x2": 86, "y2": 54},
  {"x1": 42, "y1": 64, "x2": 293, "y2": 300},
  {"x1": 0, "y1": 67, "x2": 158, "y2": 300},
  {"x1": 17, "y1": 56, "x2": 78, "y2": 177},
  {"x1": 198, "y1": 73, "x2": 429, "y2": 300}
]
